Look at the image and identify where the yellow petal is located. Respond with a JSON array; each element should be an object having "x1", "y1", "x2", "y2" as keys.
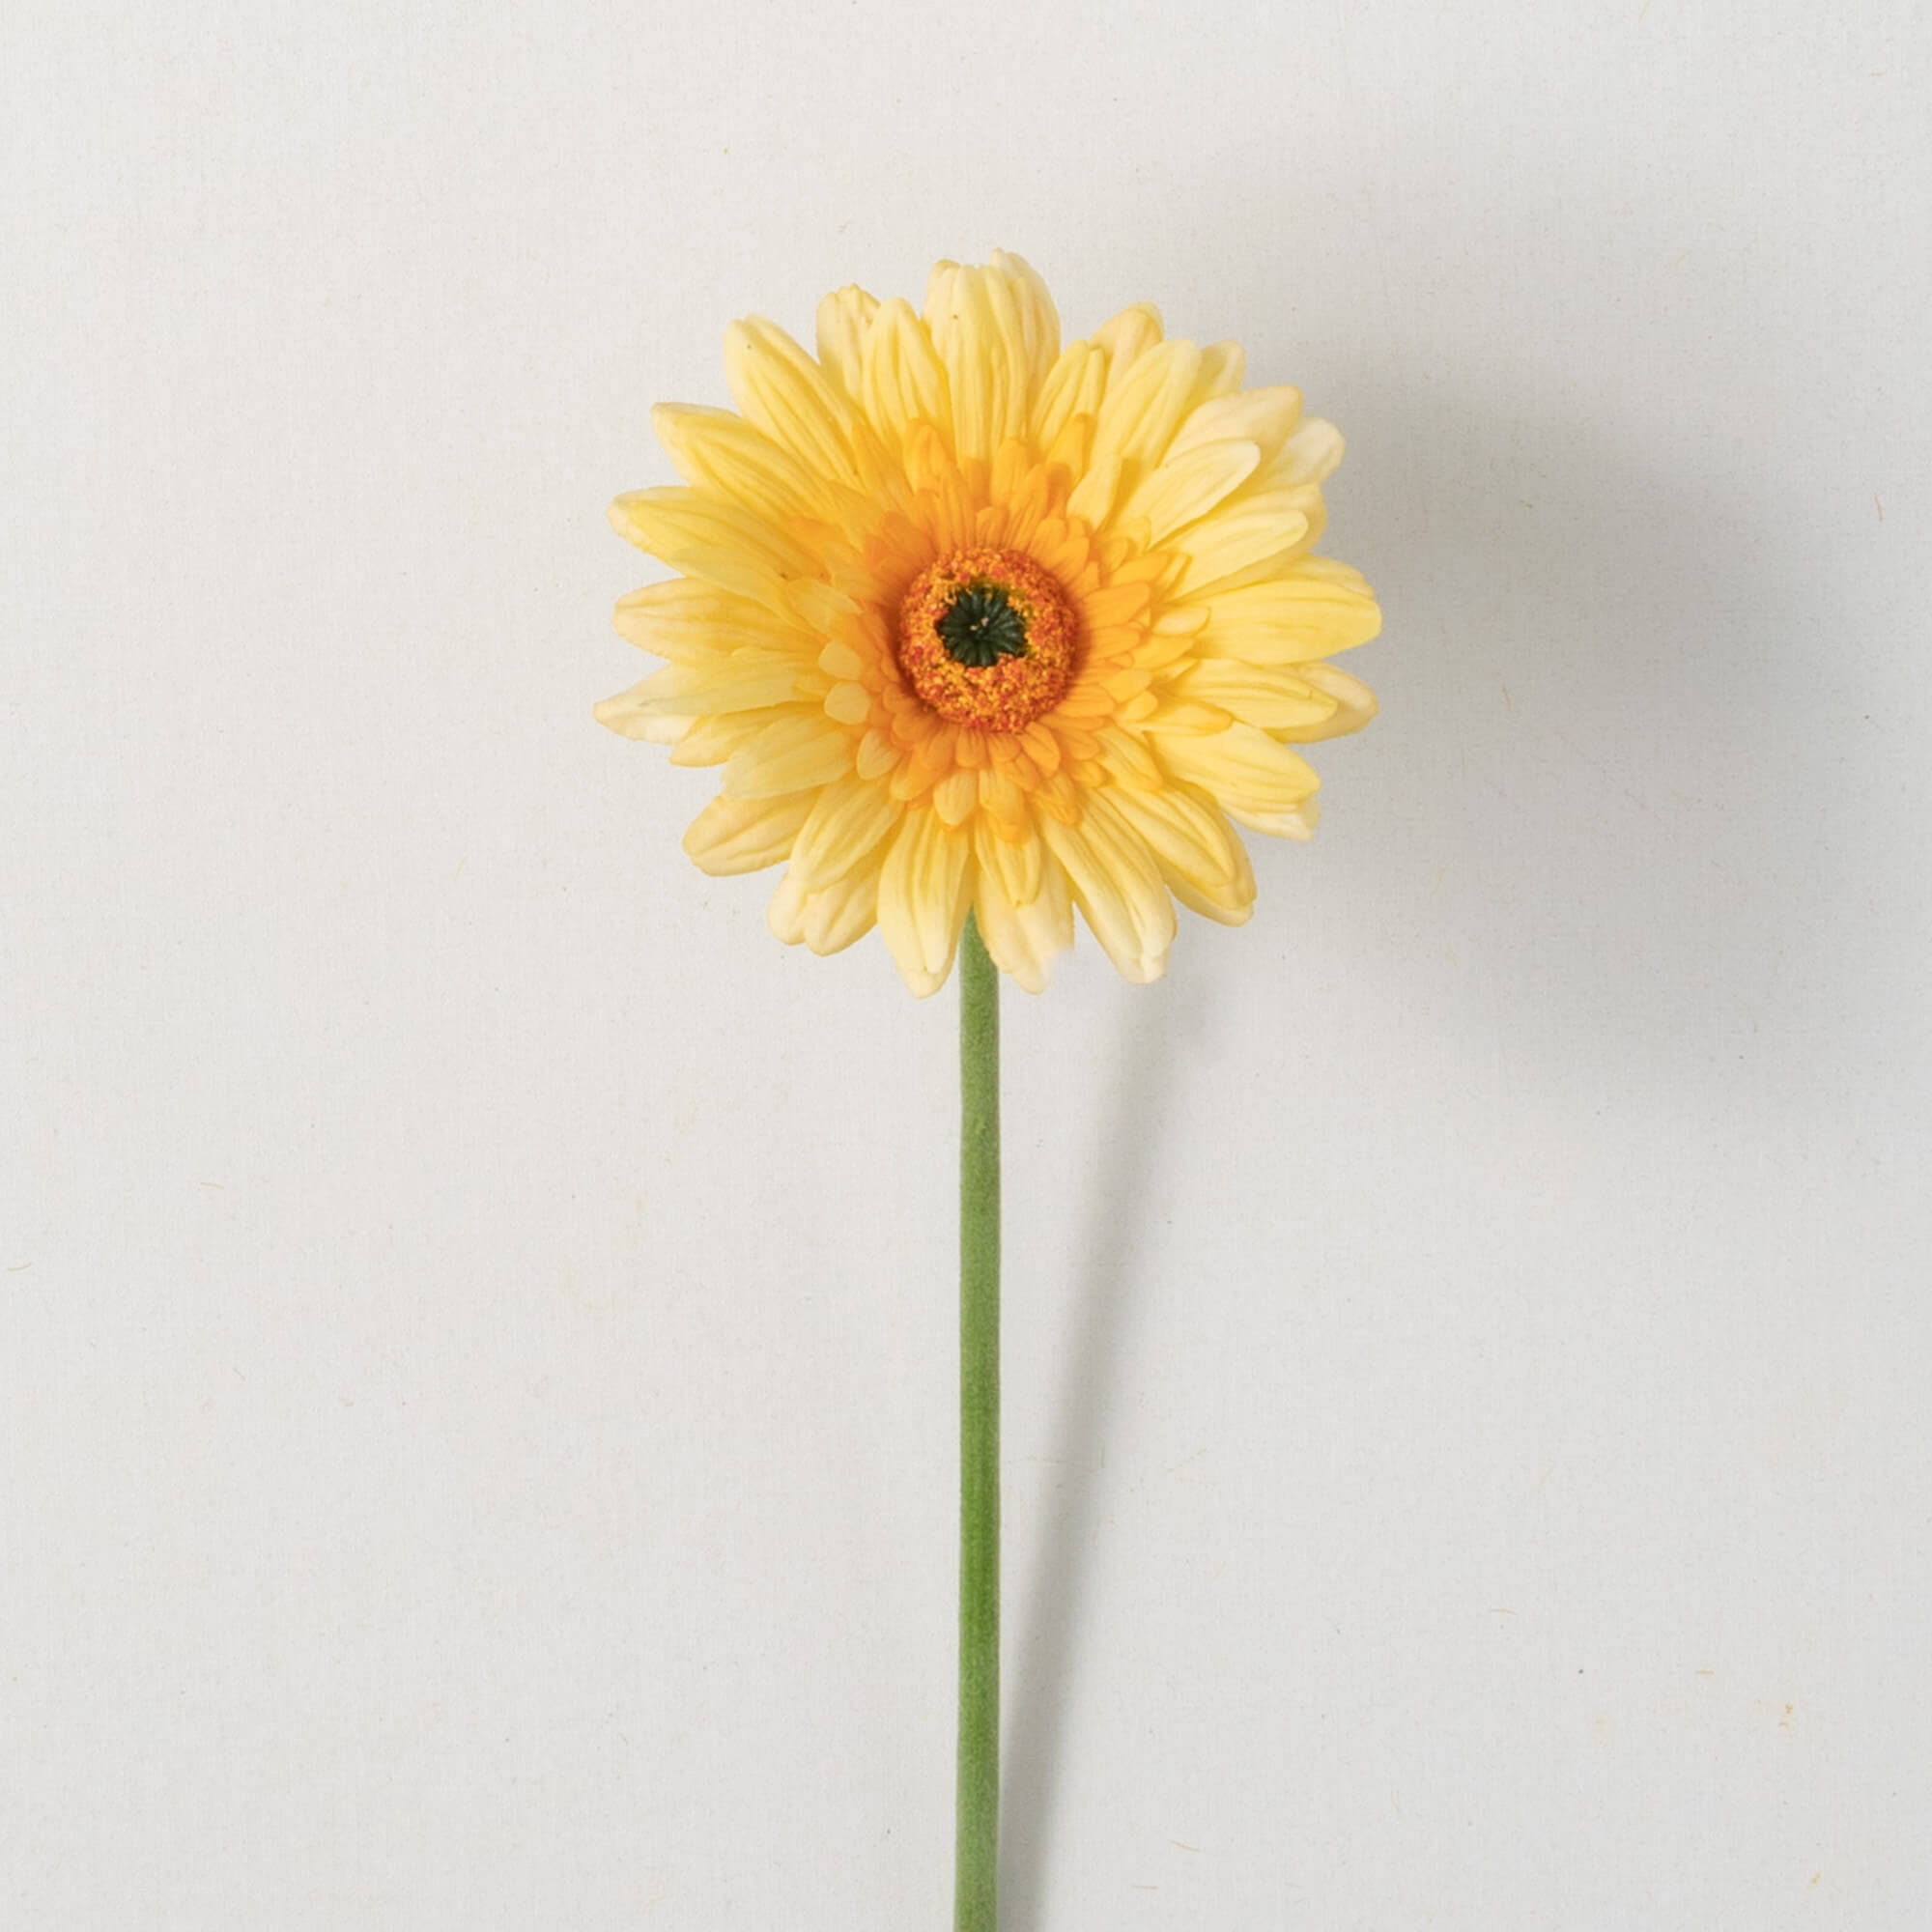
[
  {"x1": 1139, "y1": 698, "x2": 1234, "y2": 734},
  {"x1": 1192, "y1": 569, "x2": 1383, "y2": 662},
  {"x1": 788, "y1": 775, "x2": 901, "y2": 889},
  {"x1": 1091, "y1": 304, "x2": 1165, "y2": 399},
  {"x1": 1032, "y1": 341, "x2": 1105, "y2": 451},
  {"x1": 723, "y1": 317, "x2": 863, "y2": 490},
  {"x1": 592, "y1": 680, "x2": 693, "y2": 744},
  {"x1": 1150, "y1": 721, "x2": 1321, "y2": 813},
  {"x1": 1166, "y1": 868, "x2": 1255, "y2": 926},
  {"x1": 1166, "y1": 385, "x2": 1303, "y2": 466},
  {"x1": 923, "y1": 262, "x2": 1030, "y2": 466},
  {"x1": 856, "y1": 727, "x2": 901, "y2": 781},
  {"x1": 627, "y1": 651, "x2": 803, "y2": 718},
  {"x1": 1188, "y1": 340, "x2": 1246, "y2": 408},
  {"x1": 1092, "y1": 724, "x2": 1163, "y2": 790},
  {"x1": 813, "y1": 286, "x2": 880, "y2": 401},
  {"x1": 975, "y1": 797, "x2": 1043, "y2": 902},
  {"x1": 861, "y1": 298, "x2": 951, "y2": 456},
  {"x1": 816, "y1": 636, "x2": 868, "y2": 680},
  {"x1": 876, "y1": 809, "x2": 973, "y2": 996},
  {"x1": 1224, "y1": 798, "x2": 1320, "y2": 840},
  {"x1": 766, "y1": 871, "x2": 810, "y2": 943},
  {"x1": 1115, "y1": 438, "x2": 1263, "y2": 543},
  {"x1": 722, "y1": 711, "x2": 854, "y2": 798},
  {"x1": 1171, "y1": 491, "x2": 1317, "y2": 596},
  {"x1": 800, "y1": 857, "x2": 883, "y2": 954},
  {"x1": 987, "y1": 251, "x2": 1061, "y2": 399},
  {"x1": 609, "y1": 487, "x2": 816, "y2": 591},
  {"x1": 1038, "y1": 796, "x2": 1177, "y2": 984},
  {"x1": 682, "y1": 790, "x2": 816, "y2": 875},
  {"x1": 977, "y1": 762, "x2": 1031, "y2": 841},
  {"x1": 1065, "y1": 451, "x2": 1122, "y2": 527},
  {"x1": 1271, "y1": 662, "x2": 1378, "y2": 742},
  {"x1": 1091, "y1": 337, "x2": 1204, "y2": 478},
  {"x1": 972, "y1": 821, "x2": 1072, "y2": 992},
  {"x1": 1105, "y1": 786, "x2": 1255, "y2": 926},
  {"x1": 823, "y1": 680, "x2": 872, "y2": 724},
  {"x1": 614, "y1": 579, "x2": 809, "y2": 663},
  {"x1": 932, "y1": 767, "x2": 979, "y2": 827},
  {"x1": 1255, "y1": 416, "x2": 1344, "y2": 488},
  {"x1": 1171, "y1": 660, "x2": 1341, "y2": 731},
  {"x1": 668, "y1": 707, "x2": 785, "y2": 767},
  {"x1": 652, "y1": 403, "x2": 828, "y2": 527}
]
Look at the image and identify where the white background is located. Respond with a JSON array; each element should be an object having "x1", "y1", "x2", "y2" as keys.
[{"x1": 4, "y1": 1, "x2": 1928, "y2": 1925}]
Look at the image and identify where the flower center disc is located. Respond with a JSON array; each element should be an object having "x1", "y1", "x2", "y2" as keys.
[{"x1": 896, "y1": 547, "x2": 1078, "y2": 733}]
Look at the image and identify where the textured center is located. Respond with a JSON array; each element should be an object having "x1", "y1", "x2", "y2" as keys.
[
  {"x1": 935, "y1": 582, "x2": 1029, "y2": 668},
  {"x1": 897, "y1": 547, "x2": 1078, "y2": 733}
]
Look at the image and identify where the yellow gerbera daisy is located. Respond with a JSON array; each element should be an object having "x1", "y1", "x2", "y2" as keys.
[{"x1": 598, "y1": 252, "x2": 1381, "y2": 995}]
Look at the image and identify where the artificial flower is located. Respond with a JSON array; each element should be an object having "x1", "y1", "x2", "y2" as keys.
[{"x1": 599, "y1": 252, "x2": 1380, "y2": 994}]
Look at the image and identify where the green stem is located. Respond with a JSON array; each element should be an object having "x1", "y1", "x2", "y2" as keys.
[{"x1": 955, "y1": 912, "x2": 1001, "y2": 1932}]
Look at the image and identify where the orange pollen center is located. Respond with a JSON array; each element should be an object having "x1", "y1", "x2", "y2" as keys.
[{"x1": 895, "y1": 547, "x2": 1079, "y2": 734}]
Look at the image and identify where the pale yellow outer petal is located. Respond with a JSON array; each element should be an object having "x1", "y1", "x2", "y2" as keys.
[
  {"x1": 861, "y1": 298, "x2": 952, "y2": 456},
  {"x1": 1167, "y1": 872, "x2": 1257, "y2": 925},
  {"x1": 614, "y1": 579, "x2": 810, "y2": 663},
  {"x1": 1172, "y1": 492, "x2": 1317, "y2": 596},
  {"x1": 1108, "y1": 786, "x2": 1256, "y2": 927},
  {"x1": 623, "y1": 652, "x2": 802, "y2": 719},
  {"x1": 1271, "y1": 661, "x2": 1378, "y2": 742},
  {"x1": 769, "y1": 855, "x2": 885, "y2": 954},
  {"x1": 1151, "y1": 722, "x2": 1321, "y2": 815},
  {"x1": 668, "y1": 707, "x2": 785, "y2": 768},
  {"x1": 1261, "y1": 416, "x2": 1345, "y2": 488},
  {"x1": 609, "y1": 486, "x2": 817, "y2": 582},
  {"x1": 766, "y1": 872, "x2": 810, "y2": 944},
  {"x1": 1189, "y1": 342, "x2": 1246, "y2": 410},
  {"x1": 683, "y1": 790, "x2": 817, "y2": 875},
  {"x1": 787, "y1": 775, "x2": 901, "y2": 890},
  {"x1": 1168, "y1": 660, "x2": 1342, "y2": 732},
  {"x1": 1167, "y1": 385, "x2": 1303, "y2": 466},
  {"x1": 923, "y1": 262, "x2": 1034, "y2": 468},
  {"x1": 722, "y1": 317, "x2": 863, "y2": 490},
  {"x1": 1090, "y1": 304, "x2": 1165, "y2": 398},
  {"x1": 1224, "y1": 799, "x2": 1321, "y2": 840},
  {"x1": 813, "y1": 286, "x2": 879, "y2": 401},
  {"x1": 651, "y1": 402, "x2": 827, "y2": 526},
  {"x1": 1193, "y1": 570, "x2": 1383, "y2": 667},
  {"x1": 972, "y1": 821, "x2": 1073, "y2": 993},
  {"x1": 1114, "y1": 439, "x2": 1262, "y2": 543},
  {"x1": 1091, "y1": 337, "x2": 1204, "y2": 476},
  {"x1": 801, "y1": 858, "x2": 883, "y2": 953},
  {"x1": 931, "y1": 767, "x2": 979, "y2": 827},
  {"x1": 592, "y1": 680, "x2": 693, "y2": 744},
  {"x1": 1031, "y1": 339, "x2": 1106, "y2": 450},
  {"x1": 1065, "y1": 452, "x2": 1123, "y2": 528},
  {"x1": 877, "y1": 809, "x2": 974, "y2": 996},
  {"x1": 986, "y1": 251, "x2": 1061, "y2": 400},
  {"x1": 1038, "y1": 795, "x2": 1177, "y2": 984},
  {"x1": 721, "y1": 711, "x2": 854, "y2": 798},
  {"x1": 976, "y1": 801, "x2": 1043, "y2": 905}
]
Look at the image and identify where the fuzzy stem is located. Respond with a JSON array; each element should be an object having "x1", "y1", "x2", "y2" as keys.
[{"x1": 954, "y1": 912, "x2": 1001, "y2": 1932}]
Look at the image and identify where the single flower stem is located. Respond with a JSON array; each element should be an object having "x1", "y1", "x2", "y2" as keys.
[{"x1": 955, "y1": 911, "x2": 1001, "y2": 1932}]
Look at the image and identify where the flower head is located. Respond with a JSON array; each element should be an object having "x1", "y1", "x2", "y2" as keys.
[{"x1": 599, "y1": 253, "x2": 1380, "y2": 995}]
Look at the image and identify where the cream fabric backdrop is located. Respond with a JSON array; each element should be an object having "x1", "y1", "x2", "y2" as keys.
[{"x1": 4, "y1": 1, "x2": 1928, "y2": 1924}]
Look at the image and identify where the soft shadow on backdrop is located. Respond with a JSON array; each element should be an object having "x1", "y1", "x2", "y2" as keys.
[{"x1": 998, "y1": 302, "x2": 1903, "y2": 1922}]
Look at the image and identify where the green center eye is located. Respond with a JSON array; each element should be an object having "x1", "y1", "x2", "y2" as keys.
[{"x1": 935, "y1": 582, "x2": 1030, "y2": 669}]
